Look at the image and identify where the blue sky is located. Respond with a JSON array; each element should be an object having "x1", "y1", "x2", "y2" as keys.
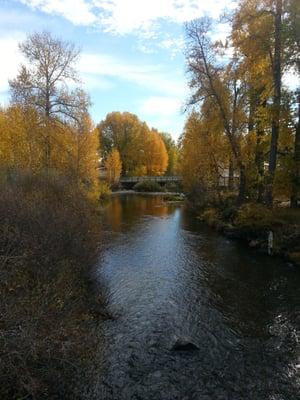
[
  {"x1": 1, "y1": 0, "x2": 297, "y2": 140},
  {"x1": 0, "y1": 0, "x2": 240, "y2": 139}
]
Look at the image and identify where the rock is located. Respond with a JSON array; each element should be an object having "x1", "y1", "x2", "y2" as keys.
[
  {"x1": 288, "y1": 251, "x2": 300, "y2": 267},
  {"x1": 152, "y1": 370, "x2": 162, "y2": 379},
  {"x1": 171, "y1": 337, "x2": 199, "y2": 351},
  {"x1": 249, "y1": 239, "x2": 260, "y2": 248}
]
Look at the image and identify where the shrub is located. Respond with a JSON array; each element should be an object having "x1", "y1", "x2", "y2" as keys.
[
  {"x1": 234, "y1": 203, "x2": 281, "y2": 231},
  {"x1": 218, "y1": 191, "x2": 237, "y2": 208},
  {"x1": 98, "y1": 180, "x2": 111, "y2": 199},
  {"x1": 164, "y1": 181, "x2": 182, "y2": 193},
  {"x1": 0, "y1": 173, "x2": 104, "y2": 399},
  {"x1": 133, "y1": 180, "x2": 162, "y2": 192},
  {"x1": 163, "y1": 193, "x2": 184, "y2": 202},
  {"x1": 200, "y1": 208, "x2": 221, "y2": 228}
]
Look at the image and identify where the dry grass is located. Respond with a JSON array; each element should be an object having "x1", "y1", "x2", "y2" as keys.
[{"x1": 0, "y1": 173, "x2": 105, "y2": 399}]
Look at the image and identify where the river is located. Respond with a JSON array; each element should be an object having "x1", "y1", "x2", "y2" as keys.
[{"x1": 95, "y1": 194, "x2": 300, "y2": 400}]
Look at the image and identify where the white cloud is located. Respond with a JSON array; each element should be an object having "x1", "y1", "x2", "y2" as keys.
[
  {"x1": 19, "y1": 0, "x2": 237, "y2": 33},
  {"x1": 0, "y1": 33, "x2": 25, "y2": 96},
  {"x1": 158, "y1": 35, "x2": 185, "y2": 58},
  {"x1": 79, "y1": 52, "x2": 187, "y2": 97},
  {"x1": 81, "y1": 74, "x2": 115, "y2": 90},
  {"x1": 20, "y1": 0, "x2": 97, "y2": 25},
  {"x1": 139, "y1": 95, "x2": 184, "y2": 137},
  {"x1": 140, "y1": 96, "x2": 181, "y2": 117}
]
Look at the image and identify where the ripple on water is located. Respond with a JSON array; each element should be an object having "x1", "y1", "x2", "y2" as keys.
[{"x1": 96, "y1": 195, "x2": 300, "y2": 400}]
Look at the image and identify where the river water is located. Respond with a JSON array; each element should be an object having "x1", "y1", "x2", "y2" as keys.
[{"x1": 95, "y1": 194, "x2": 300, "y2": 400}]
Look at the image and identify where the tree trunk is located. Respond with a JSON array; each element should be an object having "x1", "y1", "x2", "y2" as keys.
[
  {"x1": 255, "y1": 100, "x2": 267, "y2": 203},
  {"x1": 249, "y1": 89, "x2": 265, "y2": 202},
  {"x1": 45, "y1": 84, "x2": 51, "y2": 173},
  {"x1": 228, "y1": 158, "x2": 234, "y2": 190},
  {"x1": 291, "y1": 91, "x2": 300, "y2": 207},
  {"x1": 265, "y1": 0, "x2": 282, "y2": 206},
  {"x1": 256, "y1": 127, "x2": 265, "y2": 203},
  {"x1": 237, "y1": 164, "x2": 246, "y2": 204}
]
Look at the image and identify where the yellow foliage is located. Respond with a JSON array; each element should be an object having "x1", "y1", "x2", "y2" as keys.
[
  {"x1": 0, "y1": 106, "x2": 100, "y2": 195},
  {"x1": 98, "y1": 112, "x2": 168, "y2": 176},
  {"x1": 105, "y1": 149, "x2": 122, "y2": 185},
  {"x1": 144, "y1": 129, "x2": 168, "y2": 176},
  {"x1": 180, "y1": 109, "x2": 229, "y2": 193}
]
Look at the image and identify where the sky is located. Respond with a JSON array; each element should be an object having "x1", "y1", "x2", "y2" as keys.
[
  {"x1": 0, "y1": 0, "x2": 297, "y2": 140},
  {"x1": 0, "y1": 0, "x2": 241, "y2": 139}
]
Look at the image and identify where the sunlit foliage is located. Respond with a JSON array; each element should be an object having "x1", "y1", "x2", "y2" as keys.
[
  {"x1": 105, "y1": 148, "x2": 122, "y2": 186},
  {"x1": 182, "y1": 0, "x2": 300, "y2": 207},
  {"x1": 98, "y1": 111, "x2": 169, "y2": 176}
]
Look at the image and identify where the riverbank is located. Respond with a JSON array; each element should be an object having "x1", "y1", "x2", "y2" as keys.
[
  {"x1": 0, "y1": 175, "x2": 107, "y2": 399},
  {"x1": 111, "y1": 190, "x2": 185, "y2": 201},
  {"x1": 195, "y1": 202, "x2": 300, "y2": 267}
]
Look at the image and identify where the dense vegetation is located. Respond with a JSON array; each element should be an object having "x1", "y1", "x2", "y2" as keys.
[
  {"x1": 98, "y1": 112, "x2": 178, "y2": 179},
  {"x1": 133, "y1": 180, "x2": 163, "y2": 192},
  {"x1": 181, "y1": 0, "x2": 299, "y2": 207},
  {"x1": 179, "y1": 0, "x2": 300, "y2": 261},
  {"x1": 0, "y1": 175, "x2": 104, "y2": 399},
  {"x1": 0, "y1": 32, "x2": 107, "y2": 399}
]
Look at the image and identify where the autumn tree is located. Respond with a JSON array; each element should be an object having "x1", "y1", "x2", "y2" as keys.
[
  {"x1": 0, "y1": 33, "x2": 100, "y2": 196},
  {"x1": 0, "y1": 105, "x2": 44, "y2": 174},
  {"x1": 265, "y1": 0, "x2": 283, "y2": 205},
  {"x1": 231, "y1": 0, "x2": 299, "y2": 205},
  {"x1": 143, "y1": 129, "x2": 168, "y2": 176},
  {"x1": 160, "y1": 133, "x2": 179, "y2": 175},
  {"x1": 9, "y1": 31, "x2": 90, "y2": 171},
  {"x1": 231, "y1": 0, "x2": 274, "y2": 202},
  {"x1": 286, "y1": 0, "x2": 300, "y2": 206},
  {"x1": 180, "y1": 104, "x2": 230, "y2": 201},
  {"x1": 105, "y1": 149, "x2": 122, "y2": 186},
  {"x1": 185, "y1": 18, "x2": 248, "y2": 202},
  {"x1": 98, "y1": 112, "x2": 145, "y2": 175},
  {"x1": 98, "y1": 112, "x2": 168, "y2": 176}
]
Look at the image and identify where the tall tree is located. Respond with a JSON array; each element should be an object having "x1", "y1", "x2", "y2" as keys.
[
  {"x1": 180, "y1": 108, "x2": 228, "y2": 199},
  {"x1": 231, "y1": 0, "x2": 273, "y2": 202},
  {"x1": 105, "y1": 149, "x2": 122, "y2": 186},
  {"x1": 98, "y1": 112, "x2": 168, "y2": 176},
  {"x1": 9, "y1": 31, "x2": 89, "y2": 170},
  {"x1": 143, "y1": 129, "x2": 168, "y2": 176},
  {"x1": 98, "y1": 112, "x2": 145, "y2": 175},
  {"x1": 185, "y1": 18, "x2": 247, "y2": 202},
  {"x1": 265, "y1": 0, "x2": 283, "y2": 205},
  {"x1": 160, "y1": 133, "x2": 179, "y2": 175},
  {"x1": 286, "y1": 0, "x2": 300, "y2": 206}
]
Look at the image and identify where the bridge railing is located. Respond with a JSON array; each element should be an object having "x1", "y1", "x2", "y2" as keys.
[{"x1": 120, "y1": 175, "x2": 182, "y2": 183}]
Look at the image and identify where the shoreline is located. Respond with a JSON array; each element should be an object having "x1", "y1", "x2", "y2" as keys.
[
  {"x1": 194, "y1": 204, "x2": 300, "y2": 268},
  {"x1": 110, "y1": 190, "x2": 185, "y2": 197}
]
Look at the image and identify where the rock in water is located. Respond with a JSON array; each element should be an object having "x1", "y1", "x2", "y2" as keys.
[{"x1": 171, "y1": 337, "x2": 199, "y2": 351}]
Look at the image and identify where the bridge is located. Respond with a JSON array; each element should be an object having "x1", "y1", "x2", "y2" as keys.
[{"x1": 119, "y1": 175, "x2": 182, "y2": 188}]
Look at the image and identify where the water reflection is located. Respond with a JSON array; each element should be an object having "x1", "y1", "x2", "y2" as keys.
[
  {"x1": 97, "y1": 195, "x2": 300, "y2": 400},
  {"x1": 103, "y1": 194, "x2": 177, "y2": 231}
]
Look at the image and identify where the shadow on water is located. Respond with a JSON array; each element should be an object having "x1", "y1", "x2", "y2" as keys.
[{"x1": 96, "y1": 194, "x2": 300, "y2": 400}]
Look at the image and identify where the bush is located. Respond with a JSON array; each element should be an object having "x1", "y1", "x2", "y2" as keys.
[
  {"x1": 218, "y1": 192, "x2": 238, "y2": 222},
  {"x1": 162, "y1": 193, "x2": 184, "y2": 202},
  {"x1": 164, "y1": 181, "x2": 182, "y2": 193},
  {"x1": 0, "y1": 172, "x2": 105, "y2": 399},
  {"x1": 234, "y1": 203, "x2": 280, "y2": 231},
  {"x1": 98, "y1": 180, "x2": 111, "y2": 199},
  {"x1": 133, "y1": 179, "x2": 162, "y2": 192},
  {"x1": 200, "y1": 208, "x2": 221, "y2": 228}
]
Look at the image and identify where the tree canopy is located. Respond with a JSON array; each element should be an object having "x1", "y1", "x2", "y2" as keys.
[{"x1": 98, "y1": 112, "x2": 169, "y2": 177}]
